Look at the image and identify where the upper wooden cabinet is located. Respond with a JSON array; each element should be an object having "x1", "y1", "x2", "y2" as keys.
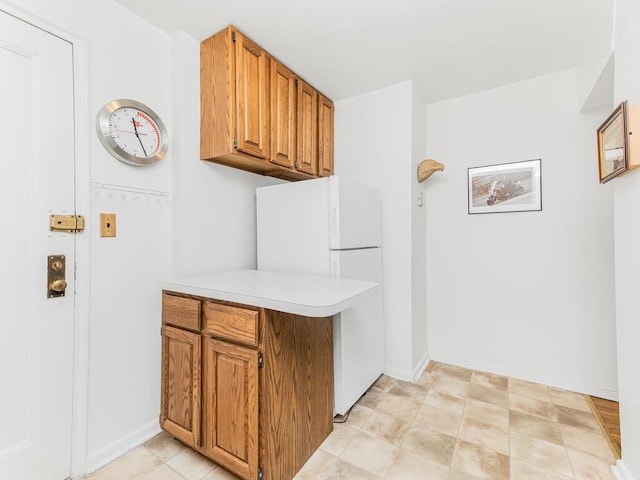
[
  {"x1": 235, "y1": 33, "x2": 269, "y2": 160},
  {"x1": 200, "y1": 25, "x2": 334, "y2": 181},
  {"x1": 296, "y1": 79, "x2": 318, "y2": 176},
  {"x1": 318, "y1": 94, "x2": 335, "y2": 177},
  {"x1": 270, "y1": 59, "x2": 297, "y2": 170}
]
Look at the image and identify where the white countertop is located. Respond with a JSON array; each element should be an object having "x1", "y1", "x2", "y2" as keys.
[{"x1": 160, "y1": 269, "x2": 378, "y2": 317}]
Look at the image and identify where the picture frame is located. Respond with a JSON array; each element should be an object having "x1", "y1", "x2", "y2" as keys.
[
  {"x1": 468, "y1": 159, "x2": 542, "y2": 214},
  {"x1": 597, "y1": 101, "x2": 628, "y2": 183}
]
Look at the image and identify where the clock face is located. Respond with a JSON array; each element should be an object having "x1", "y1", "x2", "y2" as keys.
[
  {"x1": 96, "y1": 99, "x2": 168, "y2": 166},
  {"x1": 109, "y1": 107, "x2": 162, "y2": 159}
]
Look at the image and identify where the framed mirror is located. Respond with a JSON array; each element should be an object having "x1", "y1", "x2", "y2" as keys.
[{"x1": 597, "y1": 101, "x2": 628, "y2": 183}]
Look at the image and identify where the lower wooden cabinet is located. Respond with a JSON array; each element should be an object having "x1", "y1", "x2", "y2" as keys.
[
  {"x1": 160, "y1": 292, "x2": 333, "y2": 480},
  {"x1": 160, "y1": 325, "x2": 201, "y2": 449},
  {"x1": 202, "y1": 338, "x2": 259, "y2": 479}
]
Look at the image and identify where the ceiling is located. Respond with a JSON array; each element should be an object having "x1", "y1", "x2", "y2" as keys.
[{"x1": 114, "y1": 0, "x2": 614, "y2": 103}]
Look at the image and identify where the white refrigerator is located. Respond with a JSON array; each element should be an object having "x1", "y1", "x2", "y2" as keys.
[{"x1": 256, "y1": 175, "x2": 384, "y2": 415}]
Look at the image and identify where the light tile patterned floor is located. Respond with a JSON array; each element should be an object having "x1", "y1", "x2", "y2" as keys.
[{"x1": 83, "y1": 361, "x2": 617, "y2": 480}]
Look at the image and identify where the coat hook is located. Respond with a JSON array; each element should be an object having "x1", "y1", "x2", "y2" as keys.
[{"x1": 417, "y1": 159, "x2": 444, "y2": 183}]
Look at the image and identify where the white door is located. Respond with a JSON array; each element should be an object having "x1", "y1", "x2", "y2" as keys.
[{"x1": 0, "y1": 10, "x2": 76, "y2": 480}]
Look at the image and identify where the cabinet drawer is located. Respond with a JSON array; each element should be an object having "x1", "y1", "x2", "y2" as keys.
[
  {"x1": 162, "y1": 293, "x2": 201, "y2": 331},
  {"x1": 203, "y1": 302, "x2": 259, "y2": 347}
]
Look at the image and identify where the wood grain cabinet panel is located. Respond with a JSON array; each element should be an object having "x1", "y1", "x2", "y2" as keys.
[
  {"x1": 200, "y1": 25, "x2": 333, "y2": 181},
  {"x1": 203, "y1": 302, "x2": 259, "y2": 347},
  {"x1": 270, "y1": 59, "x2": 297, "y2": 169},
  {"x1": 161, "y1": 326, "x2": 201, "y2": 448},
  {"x1": 318, "y1": 94, "x2": 334, "y2": 177},
  {"x1": 296, "y1": 79, "x2": 318, "y2": 176},
  {"x1": 161, "y1": 293, "x2": 333, "y2": 480},
  {"x1": 162, "y1": 294, "x2": 201, "y2": 331},
  {"x1": 203, "y1": 338, "x2": 259, "y2": 480},
  {"x1": 235, "y1": 32, "x2": 269, "y2": 160}
]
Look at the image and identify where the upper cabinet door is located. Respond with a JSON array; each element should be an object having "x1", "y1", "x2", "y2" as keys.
[
  {"x1": 201, "y1": 26, "x2": 334, "y2": 180},
  {"x1": 318, "y1": 94, "x2": 334, "y2": 177},
  {"x1": 235, "y1": 32, "x2": 269, "y2": 160},
  {"x1": 296, "y1": 79, "x2": 318, "y2": 176},
  {"x1": 270, "y1": 59, "x2": 297, "y2": 169}
]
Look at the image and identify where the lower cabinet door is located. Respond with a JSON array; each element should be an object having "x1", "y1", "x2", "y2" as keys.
[
  {"x1": 203, "y1": 337, "x2": 259, "y2": 480},
  {"x1": 161, "y1": 326, "x2": 201, "y2": 448}
]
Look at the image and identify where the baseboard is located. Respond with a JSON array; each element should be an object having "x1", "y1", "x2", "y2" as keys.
[
  {"x1": 83, "y1": 419, "x2": 161, "y2": 476},
  {"x1": 431, "y1": 354, "x2": 618, "y2": 400},
  {"x1": 383, "y1": 352, "x2": 431, "y2": 383},
  {"x1": 411, "y1": 352, "x2": 430, "y2": 382},
  {"x1": 383, "y1": 366, "x2": 414, "y2": 382},
  {"x1": 612, "y1": 459, "x2": 635, "y2": 480}
]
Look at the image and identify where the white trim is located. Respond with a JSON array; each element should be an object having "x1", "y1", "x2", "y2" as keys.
[
  {"x1": 612, "y1": 459, "x2": 635, "y2": 480},
  {"x1": 84, "y1": 420, "x2": 161, "y2": 475},
  {"x1": 383, "y1": 366, "x2": 414, "y2": 382},
  {"x1": 383, "y1": 352, "x2": 431, "y2": 383},
  {"x1": 70, "y1": 36, "x2": 92, "y2": 480},
  {"x1": 0, "y1": 4, "x2": 92, "y2": 479},
  {"x1": 411, "y1": 352, "x2": 430, "y2": 382},
  {"x1": 431, "y1": 354, "x2": 618, "y2": 400}
]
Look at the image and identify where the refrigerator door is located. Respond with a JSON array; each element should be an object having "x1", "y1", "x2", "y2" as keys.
[
  {"x1": 331, "y1": 247, "x2": 384, "y2": 415},
  {"x1": 256, "y1": 178, "x2": 331, "y2": 275},
  {"x1": 329, "y1": 176, "x2": 382, "y2": 250}
]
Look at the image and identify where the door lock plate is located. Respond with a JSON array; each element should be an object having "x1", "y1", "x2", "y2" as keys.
[
  {"x1": 47, "y1": 255, "x2": 67, "y2": 298},
  {"x1": 49, "y1": 214, "x2": 85, "y2": 233}
]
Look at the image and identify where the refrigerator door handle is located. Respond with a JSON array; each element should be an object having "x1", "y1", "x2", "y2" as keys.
[
  {"x1": 331, "y1": 257, "x2": 339, "y2": 277},
  {"x1": 332, "y1": 206, "x2": 339, "y2": 244}
]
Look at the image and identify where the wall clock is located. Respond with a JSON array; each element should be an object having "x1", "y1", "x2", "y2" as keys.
[{"x1": 96, "y1": 99, "x2": 168, "y2": 166}]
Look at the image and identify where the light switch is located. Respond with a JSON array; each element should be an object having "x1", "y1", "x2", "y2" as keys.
[{"x1": 100, "y1": 213, "x2": 116, "y2": 237}]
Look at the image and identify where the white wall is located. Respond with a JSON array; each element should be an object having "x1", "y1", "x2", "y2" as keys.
[
  {"x1": 0, "y1": 1, "x2": 279, "y2": 476},
  {"x1": 335, "y1": 81, "x2": 428, "y2": 380},
  {"x1": 425, "y1": 69, "x2": 618, "y2": 399},
  {"x1": 411, "y1": 83, "x2": 428, "y2": 369},
  {"x1": 170, "y1": 32, "x2": 280, "y2": 277},
  {"x1": 2, "y1": 0, "x2": 174, "y2": 472},
  {"x1": 612, "y1": 0, "x2": 640, "y2": 476}
]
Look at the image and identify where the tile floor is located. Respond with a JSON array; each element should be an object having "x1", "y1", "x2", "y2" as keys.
[{"x1": 83, "y1": 361, "x2": 617, "y2": 480}]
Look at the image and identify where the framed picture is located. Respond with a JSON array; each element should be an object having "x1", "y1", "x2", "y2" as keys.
[
  {"x1": 597, "y1": 101, "x2": 628, "y2": 183},
  {"x1": 468, "y1": 159, "x2": 542, "y2": 214}
]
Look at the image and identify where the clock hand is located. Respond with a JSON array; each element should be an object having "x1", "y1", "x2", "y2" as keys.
[
  {"x1": 131, "y1": 117, "x2": 148, "y2": 157},
  {"x1": 115, "y1": 129, "x2": 147, "y2": 135}
]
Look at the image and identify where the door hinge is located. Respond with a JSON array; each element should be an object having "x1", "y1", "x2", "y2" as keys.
[
  {"x1": 232, "y1": 31, "x2": 236, "y2": 43},
  {"x1": 294, "y1": 78, "x2": 298, "y2": 87},
  {"x1": 233, "y1": 138, "x2": 238, "y2": 149},
  {"x1": 258, "y1": 466, "x2": 263, "y2": 480},
  {"x1": 258, "y1": 353, "x2": 264, "y2": 369},
  {"x1": 49, "y1": 214, "x2": 85, "y2": 233}
]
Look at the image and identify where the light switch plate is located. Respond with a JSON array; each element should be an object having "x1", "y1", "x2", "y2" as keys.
[{"x1": 100, "y1": 213, "x2": 116, "y2": 237}]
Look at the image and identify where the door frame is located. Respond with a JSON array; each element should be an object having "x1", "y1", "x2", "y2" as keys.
[{"x1": 0, "y1": 3, "x2": 92, "y2": 478}]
